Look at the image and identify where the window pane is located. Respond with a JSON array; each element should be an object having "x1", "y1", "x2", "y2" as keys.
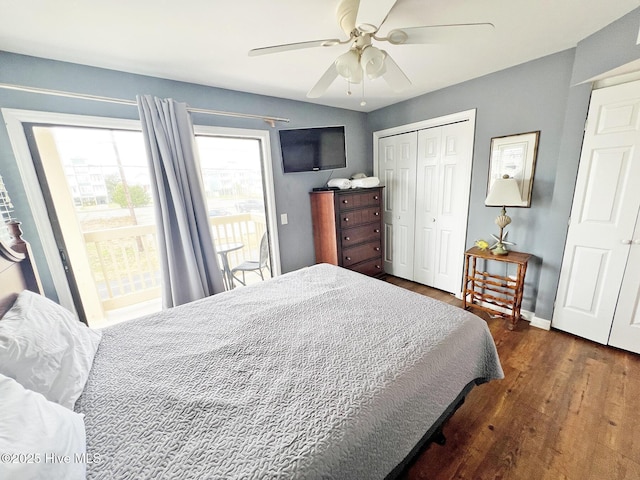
[{"x1": 196, "y1": 135, "x2": 271, "y2": 287}]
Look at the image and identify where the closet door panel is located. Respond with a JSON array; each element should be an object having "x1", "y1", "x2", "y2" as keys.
[
  {"x1": 414, "y1": 129, "x2": 439, "y2": 285},
  {"x1": 608, "y1": 211, "x2": 640, "y2": 354},
  {"x1": 379, "y1": 132, "x2": 416, "y2": 279},
  {"x1": 434, "y1": 124, "x2": 473, "y2": 293},
  {"x1": 414, "y1": 123, "x2": 473, "y2": 293}
]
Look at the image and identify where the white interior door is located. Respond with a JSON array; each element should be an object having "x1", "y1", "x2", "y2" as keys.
[
  {"x1": 414, "y1": 122, "x2": 473, "y2": 293},
  {"x1": 608, "y1": 210, "x2": 640, "y2": 353},
  {"x1": 380, "y1": 132, "x2": 417, "y2": 279},
  {"x1": 552, "y1": 80, "x2": 640, "y2": 344}
]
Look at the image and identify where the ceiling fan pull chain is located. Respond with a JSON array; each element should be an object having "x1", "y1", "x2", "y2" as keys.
[
  {"x1": 360, "y1": 80, "x2": 366, "y2": 106},
  {"x1": 347, "y1": 79, "x2": 352, "y2": 96}
]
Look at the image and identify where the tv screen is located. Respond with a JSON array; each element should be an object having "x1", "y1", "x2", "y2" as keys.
[{"x1": 279, "y1": 126, "x2": 346, "y2": 173}]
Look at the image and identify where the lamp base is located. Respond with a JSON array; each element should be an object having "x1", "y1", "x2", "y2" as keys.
[{"x1": 491, "y1": 243, "x2": 509, "y2": 255}]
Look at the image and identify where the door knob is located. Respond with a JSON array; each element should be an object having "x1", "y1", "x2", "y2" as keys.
[{"x1": 634, "y1": 239, "x2": 640, "y2": 245}]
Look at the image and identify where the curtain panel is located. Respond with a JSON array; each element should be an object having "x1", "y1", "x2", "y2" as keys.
[{"x1": 137, "y1": 95, "x2": 225, "y2": 308}]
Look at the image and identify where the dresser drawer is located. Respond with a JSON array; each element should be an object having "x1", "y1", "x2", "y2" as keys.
[
  {"x1": 361, "y1": 190, "x2": 382, "y2": 207},
  {"x1": 339, "y1": 206, "x2": 381, "y2": 228},
  {"x1": 340, "y1": 224, "x2": 381, "y2": 247},
  {"x1": 348, "y1": 257, "x2": 384, "y2": 276},
  {"x1": 342, "y1": 241, "x2": 382, "y2": 267},
  {"x1": 337, "y1": 190, "x2": 382, "y2": 211}
]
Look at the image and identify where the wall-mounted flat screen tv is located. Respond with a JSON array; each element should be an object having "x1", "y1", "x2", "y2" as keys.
[{"x1": 279, "y1": 126, "x2": 346, "y2": 173}]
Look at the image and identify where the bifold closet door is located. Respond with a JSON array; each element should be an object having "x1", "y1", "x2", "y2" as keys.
[
  {"x1": 413, "y1": 122, "x2": 474, "y2": 293},
  {"x1": 553, "y1": 79, "x2": 640, "y2": 346},
  {"x1": 379, "y1": 131, "x2": 417, "y2": 279}
]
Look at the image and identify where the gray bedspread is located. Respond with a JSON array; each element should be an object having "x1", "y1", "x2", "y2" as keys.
[{"x1": 76, "y1": 264, "x2": 503, "y2": 479}]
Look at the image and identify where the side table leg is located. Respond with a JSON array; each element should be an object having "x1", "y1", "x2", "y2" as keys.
[{"x1": 463, "y1": 254, "x2": 470, "y2": 310}]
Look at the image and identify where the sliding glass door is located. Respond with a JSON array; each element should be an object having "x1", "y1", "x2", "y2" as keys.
[
  {"x1": 195, "y1": 134, "x2": 272, "y2": 286},
  {"x1": 25, "y1": 124, "x2": 161, "y2": 326},
  {"x1": 4, "y1": 110, "x2": 279, "y2": 327}
]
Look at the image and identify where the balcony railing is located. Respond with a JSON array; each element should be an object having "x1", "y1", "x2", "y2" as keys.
[{"x1": 83, "y1": 213, "x2": 268, "y2": 315}]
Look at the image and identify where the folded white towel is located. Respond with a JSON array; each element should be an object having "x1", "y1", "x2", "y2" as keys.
[
  {"x1": 327, "y1": 178, "x2": 352, "y2": 189},
  {"x1": 351, "y1": 177, "x2": 380, "y2": 188}
]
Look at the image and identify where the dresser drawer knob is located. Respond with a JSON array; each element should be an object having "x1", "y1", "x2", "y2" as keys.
[
  {"x1": 374, "y1": 212, "x2": 380, "y2": 216},
  {"x1": 373, "y1": 195, "x2": 379, "y2": 200},
  {"x1": 374, "y1": 247, "x2": 380, "y2": 251},
  {"x1": 346, "y1": 256, "x2": 351, "y2": 261},
  {"x1": 344, "y1": 217, "x2": 349, "y2": 222},
  {"x1": 343, "y1": 199, "x2": 348, "y2": 204},
  {"x1": 376, "y1": 265, "x2": 381, "y2": 269},
  {"x1": 344, "y1": 236, "x2": 350, "y2": 241},
  {"x1": 374, "y1": 229, "x2": 380, "y2": 233}
]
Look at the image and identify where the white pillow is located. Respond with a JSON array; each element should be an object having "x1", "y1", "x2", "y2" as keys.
[
  {"x1": 0, "y1": 373, "x2": 87, "y2": 480},
  {"x1": 0, "y1": 290, "x2": 102, "y2": 410}
]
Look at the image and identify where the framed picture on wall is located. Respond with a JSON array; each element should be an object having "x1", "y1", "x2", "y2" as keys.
[{"x1": 487, "y1": 131, "x2": 540, "y2": 207}]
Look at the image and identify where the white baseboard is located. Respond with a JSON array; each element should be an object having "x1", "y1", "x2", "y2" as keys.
[
  {"x1": 529, "y1": 316, "x2": 551, "y2": 331},
  {"x1": 458, "y1": 294, "x2": 551, "y2": 331}
]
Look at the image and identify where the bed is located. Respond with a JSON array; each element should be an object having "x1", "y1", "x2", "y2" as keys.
[{"x1": 0, "y1": 237, "x2": 503, "y2": 480}]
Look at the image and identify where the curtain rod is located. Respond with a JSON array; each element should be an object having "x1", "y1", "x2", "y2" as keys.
[{"x1": 0, "y1": 82, "x2": 290, "y2": 127}]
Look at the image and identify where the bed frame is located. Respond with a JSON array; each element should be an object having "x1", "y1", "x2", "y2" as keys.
[{"x1": 0, "y1": 222, "x2": 42, "y2": 316}]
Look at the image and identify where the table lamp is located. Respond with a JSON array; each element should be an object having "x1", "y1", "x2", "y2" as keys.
[{"x1": 485, "y1": 175, "x2": 522, "y2": 255}]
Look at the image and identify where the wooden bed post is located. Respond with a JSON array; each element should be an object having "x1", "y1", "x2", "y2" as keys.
[
  {"x1": 7, "y1": 220, "x2": 25, "y2": 249},
  {"x1": 6, "y1": 219, "x2": 43, "y2": 294}
]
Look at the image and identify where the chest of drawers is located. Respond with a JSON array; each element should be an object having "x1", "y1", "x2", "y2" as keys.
[{"x1": 309, "y1": 187, "x2": 384, "y2": 278}]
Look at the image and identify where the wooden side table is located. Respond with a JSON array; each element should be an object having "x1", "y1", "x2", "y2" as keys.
[{"x1": 462, "y1": 246, "x2": 531, "y2": 330}]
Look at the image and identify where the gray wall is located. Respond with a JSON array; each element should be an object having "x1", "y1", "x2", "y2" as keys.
[
  {"x1": 2, "y1": 6, "x2": 639, "y2": 320},
  {"x1": 0, "y1": 51, "x2": 369, "y2": 300},
  {"x1": 368, "y1": 7, "x2": 640, "y2": 320}
]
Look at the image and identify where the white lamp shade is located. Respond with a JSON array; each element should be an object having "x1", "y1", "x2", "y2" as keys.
[
  {"x1": 485, "y1": 177, "x2": 522, "y2": 206},
  {"x1": 360, "y1": 46, "x2": 386, "y2": 79},
  {"x1": 335, "y1": 50, "x2": 362, "y2": 83}
]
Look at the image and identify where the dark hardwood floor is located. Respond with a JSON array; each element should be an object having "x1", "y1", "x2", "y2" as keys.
[{"x1": 386, "y1": 276, "x2": 640, "y2": 480}]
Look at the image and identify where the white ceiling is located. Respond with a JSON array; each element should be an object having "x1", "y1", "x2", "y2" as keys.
[{"x1": 0, "y1": 0, "x2": 638, "y2": 112}]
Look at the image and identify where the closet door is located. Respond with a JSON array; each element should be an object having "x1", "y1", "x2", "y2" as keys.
[
  {"x1": 608, "y1": 211, "x2": 640, "y2": 354},
  {"x1": 414, "y1": 122, "x2": 473, "y2": 293},
  {"x1": 379, "y1": 132, "x2": 417, "y2": 279},
  {"x1": 552, "y1": 79, "x2": 640, "y2": 344}
]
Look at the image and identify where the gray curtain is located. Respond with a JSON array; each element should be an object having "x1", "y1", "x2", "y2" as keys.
[{"x1": 137, "y1": 95, "x2": 225, "y2": 308}]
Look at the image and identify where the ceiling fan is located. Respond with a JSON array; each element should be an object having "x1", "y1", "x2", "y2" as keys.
[{"x1": 248, "y1": 0, "x2": 494, "y2": 100}]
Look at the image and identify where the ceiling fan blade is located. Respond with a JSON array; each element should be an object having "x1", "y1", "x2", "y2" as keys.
[
  {"x1": 355, "y1": 0, "x2": 399, "y2": 33},
  {"x1": 384, "y1": 23, "x2": 495, "y2": 45},
  {"x1": 381, "y1": 52, "x2": 411, "y2": 92},
  {"x1": 249, "y1": 38, "x2": 343, "y2": 57},
  {"x1": 307, "y1": 63, "x2": 339, "y2": 98}
]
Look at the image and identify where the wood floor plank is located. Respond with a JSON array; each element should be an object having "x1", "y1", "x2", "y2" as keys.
[
  {"x1": 386, "y1": 276, "x2": 640, "y2": 480},
  {"x1": 588, "y1": 445, "x2": 640, "y2": 480}
]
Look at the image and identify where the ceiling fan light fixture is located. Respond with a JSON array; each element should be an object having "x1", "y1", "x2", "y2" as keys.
[
  {"x1": 335, "y1": 49, "x2": 362, "y2": 83},
  {"x1": 360, "y1": 45, "x2": 386, "y2": 79}
]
